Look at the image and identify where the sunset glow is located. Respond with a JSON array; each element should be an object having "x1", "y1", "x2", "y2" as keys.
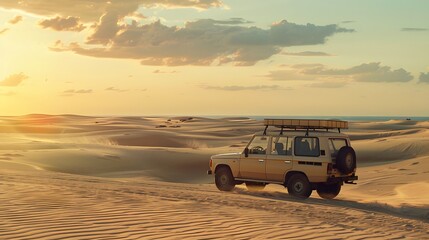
[{"x1": 1, "y1": 0, "x2": 428, "y2": 116}]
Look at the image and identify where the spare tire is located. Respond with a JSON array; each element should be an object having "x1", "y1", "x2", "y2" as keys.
[{"x1": 336, "y1": 146, "x2": 356, "y2": 174}]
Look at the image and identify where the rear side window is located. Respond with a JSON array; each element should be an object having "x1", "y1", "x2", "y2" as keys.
[
  {"x1": 294, "y1": 137, "x2": 320, "y2": 157},
  {"x1": 328, "y1": 138, "x2": 348, "y2": 158},
  {"x1": 270, "y1": 136, "x2": 293, "y2": 156}
]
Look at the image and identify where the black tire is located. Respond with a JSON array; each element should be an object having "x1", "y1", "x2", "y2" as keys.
[
  {"x1": 316, "y1": 182, "x2": 341, "y2": 199},
  {"x1": 245, "y1": 182, "x2": 266, "y2": 191},
  {"x1": 215, "y1": 167, "x2": 235, "y2": 191},
  {"x1": 336, "y1": 146, "x2": 356, "y2": 174},
  {"x1": 287, "y1": 173, "x2": 312, "y2": 199}
]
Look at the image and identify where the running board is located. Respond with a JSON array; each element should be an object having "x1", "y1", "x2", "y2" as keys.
[{"x1": 235, "y1": 178, "x2": 283, "y2": 185}]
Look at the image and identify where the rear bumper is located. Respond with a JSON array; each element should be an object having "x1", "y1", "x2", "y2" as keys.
[
  {"x1": 328, "y1": 174, "x2": 358, "y2": 184},
  {"x1": 207, "y1": 170, "x2": 213, "y2": 175}
]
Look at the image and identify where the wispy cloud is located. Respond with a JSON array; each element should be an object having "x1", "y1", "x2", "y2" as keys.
[
  {"x1": 153, "y1": 69, "x2": 178, "y2": 74},
  {"x1": 8, "y1": 15, "x2": 23, "y2": 24},
  {"x1": 0, "y1": 73, "x2": 28, "y2": 86},
  {"x1": 62, "y1": 89, "x2": 93, "y2": 96},
  {"x1": 266, "y1": 62, "x2": 414, "y2": 86},
  {"x1": 0, "y1": 28, "x2": 9, "y2": 35},
  {"x1": 282, "y1": 51, "x2": 332, "y2": 57},
  {"x1": 200, "y1": 85, "x2": 288, "y2": 91},
  {"x1": 308, "y1": 81, "x2": 349, "y2": 88},
  {"x1": 401, "y1": 28, "x2": 427, "y2": 32},
  {"x1": 39, "y1": 16, "x2": 85, "y2": 32},
  {"x1": 64, "y1": 89, "x2": 92, "y2": 94},
  {"x1": 209, "y1": 18, "x2": 253, "y2": 25},
  {"x1": 105, "y1": 87, "x2": 128, "y2": 92}
]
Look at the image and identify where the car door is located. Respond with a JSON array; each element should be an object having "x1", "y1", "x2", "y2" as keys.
[
  {"x1": 266, "y1": 136, "x2": 293, "y2": 182},
  {"x1": 239, "y1": 135, "x2": 269, "y2": 180}
]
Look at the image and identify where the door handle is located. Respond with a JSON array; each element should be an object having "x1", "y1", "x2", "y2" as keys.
[
  {"x1": 284, "y1": 160, "x2": 291, "y2": 164},
  {"x1": 258, "y1": 159, "x2": 265, "y2": 162}
]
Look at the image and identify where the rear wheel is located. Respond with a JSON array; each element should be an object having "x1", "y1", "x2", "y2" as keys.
[
  {"x1": 215, "y1": 167, "x2": 235, "y2": 191},
  {"x1": 245, "y1": 182, "x2": 266, "y2": 191},
  {"x1": 316, "y1": 182, "x2": 341, "y2": 199},
  {"x1": 286, "y1": 173, "x2": 312, "y2": 199}
]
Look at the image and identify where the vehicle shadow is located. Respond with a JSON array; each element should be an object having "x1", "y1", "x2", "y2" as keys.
[{"x1": 232, "y1": 187, "x2": 429, "y2": 223}]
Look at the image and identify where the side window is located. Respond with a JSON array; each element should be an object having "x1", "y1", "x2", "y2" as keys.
[
  {"x1": 248, "y1": 136, "x2": 269, "y2": 155},
  {"x1": 328, "y1": 138, "x2": 348, "y2": 159},
  {"x1": 294, "y1": 137, "x2": 320, "y2": 157},
  {"x1": 270, "y1": 136, "x2": 292, "y2": 156}
]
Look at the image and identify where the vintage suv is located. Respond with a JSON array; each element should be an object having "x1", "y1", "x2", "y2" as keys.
[{"x1": 207, "y1": 119, "x2": 358, "y2": 199}]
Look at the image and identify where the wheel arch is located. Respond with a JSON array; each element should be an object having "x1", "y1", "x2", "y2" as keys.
[
  {"x1": 284, "y1": 171, "x2": 309, "y2": 186},
  {"x1": 214, "y1": 164, "x2": 232, "y2": 174}
]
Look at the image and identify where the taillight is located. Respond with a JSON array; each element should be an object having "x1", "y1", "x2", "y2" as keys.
[
  {"x1": 209, "y1": 159, "x2": 213, "y2": 168},
  {"x1": 327, "y1": 163, "x2": 333, "y2": 174}
]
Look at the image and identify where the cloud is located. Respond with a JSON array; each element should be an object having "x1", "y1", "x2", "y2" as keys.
[
  {"x1": 0, "y1": 73, "x2": 28, "y2": 86},
  {"x1": 0, "y1": 1, "x2": 351, "y2": 66},
  {"x1": 64, "y1": 89, "x2": 92, "y2": 93},
  {"x1": 0, "y1": 0, "x2": 223, "y2": 22},
  {"x1": 105, "y1": 87, "x2": 128, "y2": 92},
  {"x1": 209, "y1": 18, "x2": 253, "y2": 25},
  {"x1": 266, "y1": 62, "x2": 413, "y2": 84},
  {"x1": 401, "y1": 28, "x2": 427, "y2": 32},
  {"x1": 201, "y1": 85, "x2": 286, "y2": 91},
  {"x1": 8, "y1": 15, "x2": 23, "y2": 24},
  {"x1": 39, "y1": 16, "x2": 85, "y2": 32},
  {"x1": 0, "y1": 28, "x2": 9, "y2": 35},
  {"x1": 419, "y1": 72, "x2": 429, "y2": 83},
  {"x1": 308, "y1": 81, "x2": 349, "y2": 88},
  {"x1": 304, "y1": 62, "x2": 413, "y2": 82},
  {"x1": 53, "y1": 19, "x2": 352, "y2": 66},
  {"x1": 266, "y1": 69, "x2": 316, "y2": 81},
  {"x1": 62, "y1": 89, "x2": 93, "y2": 96},
  {"x1": 341, "y1": 21, "x2": 354, "y2": 24},
  {"x1": 282, "y1": 51, "x2": 332, "y2": 57},
  {"x1": 153, "y1": 69, "x2": 178, "y2": 74}
]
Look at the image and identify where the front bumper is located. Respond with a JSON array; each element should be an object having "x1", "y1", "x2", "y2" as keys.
[{"x1": 207, "y1": 170, "x2": 213, "y2": 175}]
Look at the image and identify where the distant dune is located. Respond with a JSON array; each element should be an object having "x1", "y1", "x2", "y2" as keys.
[{"x1": 0, "y1": 115, "x2": 428, "y2": 239}]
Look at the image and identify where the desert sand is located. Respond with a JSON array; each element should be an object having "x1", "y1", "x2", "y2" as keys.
[{"x1": 0, "y1": 114, "x2": 428, "y2": 239}]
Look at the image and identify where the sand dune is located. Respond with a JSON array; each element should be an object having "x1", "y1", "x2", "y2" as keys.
[{"x1": 0, "y1": 115, "x2": 428, "y2": 239}]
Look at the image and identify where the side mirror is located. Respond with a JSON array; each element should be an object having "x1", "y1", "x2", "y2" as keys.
[{"x1": 244, "y1": 147, "x2": 249, "y2": 157}]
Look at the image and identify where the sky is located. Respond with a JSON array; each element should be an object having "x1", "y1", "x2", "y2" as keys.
[{"x1": 0, "y1": 0, "x2": 428, "y2": 116}]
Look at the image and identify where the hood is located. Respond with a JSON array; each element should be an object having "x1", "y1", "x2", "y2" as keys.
[{"x1": 211, "y1": 152, "x2": 241, "y2": 160}]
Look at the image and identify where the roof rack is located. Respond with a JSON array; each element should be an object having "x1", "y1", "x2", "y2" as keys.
[{"x1": 263, "y1": 119, "x2": 348, "y2": 135}]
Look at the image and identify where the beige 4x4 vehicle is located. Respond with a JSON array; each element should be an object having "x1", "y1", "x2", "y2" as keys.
[{"x1": 208, "y1": 119, "x2": 358, "y2": 199}]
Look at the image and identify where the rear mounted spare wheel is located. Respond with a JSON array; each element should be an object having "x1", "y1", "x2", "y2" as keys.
[
  {"x1": 215, "y1": 167, "x2": 235, "y2": 191},
  {"x1": 336, "y1": 146, "x2": 356, "y2": 174}
]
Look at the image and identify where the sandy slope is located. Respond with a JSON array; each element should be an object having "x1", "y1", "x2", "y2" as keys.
[
  {"x1": 0, "y1": 115, "x2": 428, "y2": 239},
  {"x1": 1, "y1": 168, "x2": 427, "y2": 240}
]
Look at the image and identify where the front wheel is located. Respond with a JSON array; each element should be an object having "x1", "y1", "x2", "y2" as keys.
[
  {"x1": 215, "y1": 167, "x2": 235, "y2": 191},
  {"x1": 316, "y1": 182, "x2": 341, "y2": 199},
  {"x1": 287, "y1": 173, "x2": 312, "y2": 199}
]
